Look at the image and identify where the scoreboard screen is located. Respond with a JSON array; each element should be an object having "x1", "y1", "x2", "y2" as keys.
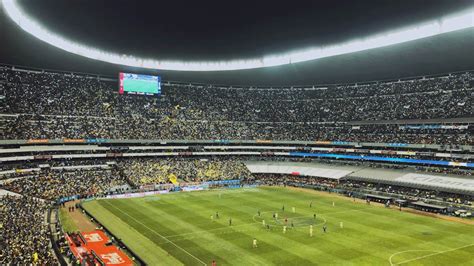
[{"x1": 119, "y1": 72, "x2": 161, "y2": 95}]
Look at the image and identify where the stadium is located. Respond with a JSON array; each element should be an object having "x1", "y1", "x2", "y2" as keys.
[{"x1": 0, "y1": 1, "x2": 473, "y2": 265}]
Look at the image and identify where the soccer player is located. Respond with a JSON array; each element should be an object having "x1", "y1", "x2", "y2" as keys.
[
  {"x1": 282, "y1": 205, "x2": 285, "y2": 212},
  {"x1": 212, "y1": 260, "x2": 217, "y2": 266},
  {"x1": 323, "y1": 225, "x2": 327, "y2": 233},
  {"x1": 275, "y1": 212, "x2": 278, "y2": 219},
  {"x1": 229, "y1": 218, "x2": 232, "y2": 226},
  {"x1": 216, "y1": 211, "x2": 219, "y2": 219},
  {"x1": 253, "y1": 238, "x2": 258, "y2": 248},
  {"x1": 310, "y1": 225, "x2": 313, "y2": 237},
  {"x1": 257, "y1": 210, "x2": 261, "y2": 217},
  {"x1": 283, "y1": 225, "x2": 287, "y2": 234},
  {"x1": 262, "y1": 220, "x2": 266, "y2": 227},
  {"x1": 313, "y1": 213, "x2": 316, "y2": 220}
]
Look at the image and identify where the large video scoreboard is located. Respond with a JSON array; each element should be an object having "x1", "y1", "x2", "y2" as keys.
[{"x1": 119, "y1": 72, "x2": 161, "y2": 95}]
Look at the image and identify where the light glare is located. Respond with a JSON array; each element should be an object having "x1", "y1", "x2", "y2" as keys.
[{"x1": 2, "y1": 0, "x2": 473, "y2": 71}]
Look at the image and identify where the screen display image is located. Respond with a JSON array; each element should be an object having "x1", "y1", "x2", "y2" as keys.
[{"x1": 119, "y1": 72, "x2": 161, "y2": 95}]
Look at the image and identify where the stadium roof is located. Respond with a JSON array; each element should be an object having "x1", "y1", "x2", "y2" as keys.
[
  {"x1": 349, "y1": 170, "x2": 474, "y2": 195},
  {"x1": 245, "y1": 161, "x2": 474, "y2": 195},
  {"x1": 1, "y1": 1, "x2": 473, "y2": 85},
  {"x1": 245, "y1": 161, "x2": 354, "y2": 180}
]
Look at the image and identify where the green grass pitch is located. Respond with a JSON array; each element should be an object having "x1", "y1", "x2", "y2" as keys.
[
  {"x1": 82, "y1": 187, "x2": 474, "y2": 265},
  {"x1": 123, "y1": 79, "x2": 157, "y2": 94}
]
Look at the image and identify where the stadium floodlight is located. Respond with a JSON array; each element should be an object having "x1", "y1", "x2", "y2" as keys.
[{"x1": 2, "y1": 0, "x2": 474, "y2": 71}]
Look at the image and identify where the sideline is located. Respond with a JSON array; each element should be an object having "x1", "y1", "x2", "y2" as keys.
[
  {"x1": 61, "y1": 200, "x2": 97, "y2": 232},
  {"x1": 102, "y1": 200, "x2": 207, "y2": 265}
]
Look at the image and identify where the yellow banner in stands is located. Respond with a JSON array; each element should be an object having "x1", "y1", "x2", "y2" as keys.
[{"x1": 168, "y1": 173, "x2": 179, "y2": 185}]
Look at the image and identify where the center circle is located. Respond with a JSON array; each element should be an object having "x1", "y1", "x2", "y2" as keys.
[{"x1": 253, "y1": 211, "x2": 326, "y2": 228}]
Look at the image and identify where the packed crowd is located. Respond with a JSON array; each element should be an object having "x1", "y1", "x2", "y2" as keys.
[
  {"x1": 1, "y1": 169, "x2": 129, "y2": 200},
  {"x1": 1, "y1": 66, "x2": 472, "y2": 144},
  {"x1": 0, "y1": 65, "x2": 471, "y2": 264},
  {"x1": 2, "y1": 116, "x2": 471, "y2": 145},
  {"x1": 0, "y1": 159, "x2": 470, "y2": 264},
  {"x1": 247, "y1": 174, "x2": 339, "y2": 189},
  {"x1": 1, "y1": 154, "x2": 470, "y2": 183},
  {"x1": 0, "y1": 195, "x2": 57, "y2": 265},
  {"x1": 120, "y1": 158, "x2": 252, "y2": 186}
]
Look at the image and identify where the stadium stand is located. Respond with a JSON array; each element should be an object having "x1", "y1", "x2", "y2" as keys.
[
  {"x1": 120, "y1": 158, "x2": 252, "y2": 186},
  {"x1": 1, "y1": 169, "x2": 129, "y2": 201},
  {"x1": 0, "y1": 195, "x2": 57, "y2": 265},
  {"x1": 1, "y1": 66, "x2": 472, "y2": 144},
  {"x1": 0, "y1": 65, "x2": 472, "y2": 264}
]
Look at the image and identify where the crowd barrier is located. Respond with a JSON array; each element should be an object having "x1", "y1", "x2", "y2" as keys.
[{"x1": 2, "y1": 138, "x2": 471, "y2": 151}]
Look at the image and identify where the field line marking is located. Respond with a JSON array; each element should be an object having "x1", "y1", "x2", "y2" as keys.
[
  {"x1": 388, "y1": 250, "x2": 436, "y2": 266},
  {"x1": 102, "y1": 201, "x2": 207, "y2": 265},
  {"x1": 169, "y1": 205, "x2": 350, "y2": 238},
  {"x1": 252, "y1": 211, "x2": 327, "y2": 228},
  {"x1": 150, "y1": 194, "x2": 370, "y2": 238},
  {"x1": 162, "y1": 227, "x2": 264, "y2": 244},
  {"x1": 391, "y1": 243, "x2": 474, "y2": 265},
  {"x1": 164, "y1": 222, "x2": 259, "y2": 238},
  {"x1": 165, "y1": 197, "x2": 371, "y2": 239}
]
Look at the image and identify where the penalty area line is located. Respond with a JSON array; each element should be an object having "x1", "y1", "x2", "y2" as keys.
[
  {"x1": 102, "y1": 201, "x2": 207, "y2": 265},
  {"x1": 390, "y1": 243, "x2": 474, "y2": 266}
]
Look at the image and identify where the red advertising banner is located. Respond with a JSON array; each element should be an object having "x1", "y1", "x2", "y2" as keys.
[{"x1": 66, "y1": 230, "x2": 132, "y2": 266}]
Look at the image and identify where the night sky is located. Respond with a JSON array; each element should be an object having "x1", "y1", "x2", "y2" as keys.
[{"x1": 1, "y1": 0, "x2": 473, "y2": 85}]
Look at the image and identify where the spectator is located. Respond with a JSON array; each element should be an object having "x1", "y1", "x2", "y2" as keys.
[
  {"x1": 0, "y1": 195, "x2": 57, "y2": 265},
  {"x1": 1, "y1": 66, "x2": 472, "y2": 144}
]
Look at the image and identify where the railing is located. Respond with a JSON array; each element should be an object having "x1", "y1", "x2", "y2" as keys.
[
  {"x1": 48, "y1": 207, "x2": 68, "y2": 266},
  {"x1": 1, "y1": 138, "x2": 472, "y2": 151}
]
